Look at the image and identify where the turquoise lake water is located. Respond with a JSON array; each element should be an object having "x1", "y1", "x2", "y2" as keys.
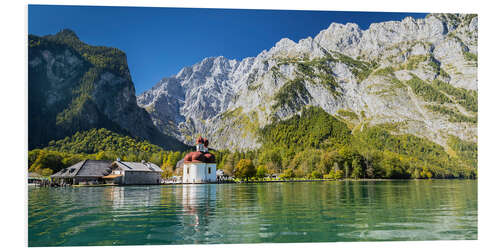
[{"x1": 28, "y1": 180, "x2": 477, "y2": 246}]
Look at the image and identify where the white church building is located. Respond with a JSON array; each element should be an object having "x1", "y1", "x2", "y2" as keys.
[{"x1": 182, "y1": 136, "x2": 217, "y2": 183}]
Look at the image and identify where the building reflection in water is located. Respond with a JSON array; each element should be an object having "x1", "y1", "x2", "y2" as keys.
[
  {"x1": 103, "y1": 186, "x2": 160, "y2": 210},
  {"x1": 98, "y1": 184, "x2": 219, "y2": 243},
  {"x1": 181, "y1": 184, "x2": 217, "y2": 233}
]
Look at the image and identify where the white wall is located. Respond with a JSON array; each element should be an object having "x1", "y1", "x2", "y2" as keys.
[
  {"x1": 206, "y1": 164, "x2": 216, "y2": 182},
  {"x1": 183, "y1": 163, "x2": 217, "y2": 183}
]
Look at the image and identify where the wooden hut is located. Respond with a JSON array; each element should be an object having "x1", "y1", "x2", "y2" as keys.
[
  {"x1": 103, "y1": 160, "x2": 163, "y2": 185},
  {"x1": 50, "y1": 160, "x2": 112, "y2": 185},
  {"x1": 51, "y1": 159, "x2": 163, "y2": 185}
]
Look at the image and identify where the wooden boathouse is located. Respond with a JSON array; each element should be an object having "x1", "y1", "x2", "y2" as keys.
[{"x1": 50, "y1": 159, "x2": 162, "y2": 185}]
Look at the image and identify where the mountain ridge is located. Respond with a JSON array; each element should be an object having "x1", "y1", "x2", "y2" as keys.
[
  {"x1": 137, "y1": 13, "x2": 478, "y2": 152},
  {"x1": 28, "y1": 29, "x2": 188, "y2": 151}
]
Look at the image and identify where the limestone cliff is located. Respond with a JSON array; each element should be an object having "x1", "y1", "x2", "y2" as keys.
[{"x1": 138, "y1": 14, "x2": 478, "y2": 152}]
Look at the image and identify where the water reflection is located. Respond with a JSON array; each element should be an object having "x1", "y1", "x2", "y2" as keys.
[
  {"x1": 181, "y1": 184, "x2": 216, "y2": 231},
  {"x1": 106, "y1": 186, "x2": 161, "y2": 209},
  {"x1": 28, "y1": 180, "x2": 477, "y2": 247}
]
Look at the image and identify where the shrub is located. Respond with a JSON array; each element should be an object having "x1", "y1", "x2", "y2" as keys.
[{"x1": 310, "y1": 170, "x2": 322, "y2": 179}]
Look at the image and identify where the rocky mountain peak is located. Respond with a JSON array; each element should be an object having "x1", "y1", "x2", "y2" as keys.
[
  {"x1": 53, "y1": 28, "x2": 80, "y2": 40},
  {"x1": 28, "y1": 31, "x2": 187, "y2": 150},
  {"x1": 138, "y1": 13, "x2": 477, "y2": 152}
]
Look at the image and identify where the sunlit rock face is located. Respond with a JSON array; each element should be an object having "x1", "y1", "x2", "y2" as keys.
[
  {"x1": 138, "y1": 14, "x2": 477, "y2": 151},
  {"x1": 28, "y1": 30, "x2": 187, "y2": 150}
]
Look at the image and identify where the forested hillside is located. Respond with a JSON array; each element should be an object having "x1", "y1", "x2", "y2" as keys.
[
  {"x1": 217, "y1": 107, "x2": 476, "y2": 180},
  {"x1": 28, "y1": 29, "x2": 186, "y2": 151}
]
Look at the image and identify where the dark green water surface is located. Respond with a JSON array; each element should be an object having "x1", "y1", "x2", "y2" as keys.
[{"x1": 28, "y1": 180, "x2": 477, "y2": 246}]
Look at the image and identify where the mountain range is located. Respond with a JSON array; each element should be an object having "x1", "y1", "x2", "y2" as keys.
[{"x1": 137, "y1": 13, "x2": 477, "y2": 152}]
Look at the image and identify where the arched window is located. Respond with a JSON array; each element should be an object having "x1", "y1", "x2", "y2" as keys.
[{"x1": 208, "y1": 167, "x2": 211, "y2": 174}]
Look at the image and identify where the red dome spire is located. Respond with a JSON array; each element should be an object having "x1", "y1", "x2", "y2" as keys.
[
  {"x1": 195, "y1": 136, "x2": 209, "y2": 147},
  {"x1": 196, "y1": 136, "x2": 204, "y2": 145}
]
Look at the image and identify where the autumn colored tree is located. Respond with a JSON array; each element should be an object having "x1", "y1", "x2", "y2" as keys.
[{"x1": 234, "y1": 159, "x2": 256, "y2": 181}]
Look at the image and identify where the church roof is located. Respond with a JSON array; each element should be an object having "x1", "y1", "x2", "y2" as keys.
[{"x1": 184, "y1": 151, "x2": 216, "y2": 164}]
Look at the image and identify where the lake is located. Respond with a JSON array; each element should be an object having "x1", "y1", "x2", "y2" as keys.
[{"x1": 28, "y1": 180, "x2": 477, "y2": 246}]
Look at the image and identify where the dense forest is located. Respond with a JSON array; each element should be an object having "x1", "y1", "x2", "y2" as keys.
[
  {"x1": 216, "y1": 107, "x2": 476, "y2": 180},
  {"x1": 28, "y1": 107, "x2": 477, "y2": 180}
]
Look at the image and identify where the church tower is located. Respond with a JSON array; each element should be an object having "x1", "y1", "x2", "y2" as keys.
[{"x1": 182, "y1": 136, "x2": 217, "y2": 183}]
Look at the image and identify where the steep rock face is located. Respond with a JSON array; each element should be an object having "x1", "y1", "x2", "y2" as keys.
[
  {"x1": 138, "y1": 13, "x2": 477, "y2": 151},
  {"x1": 28, "y1": 30, "x2": 186, "y2": 150}
]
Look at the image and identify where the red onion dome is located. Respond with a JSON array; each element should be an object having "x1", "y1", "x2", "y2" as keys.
[
  {"x1": 183, "y1": 151, "x2": 216, "y2": 163},
  {"x1": 203, "y1": 152, "x2": 216, "y2": 163},
  {"x1": 184, "y1": 151, "x2": 215, "y2": 163},
  {"x1": 184, "y1": 151, "x2": 204, "y2": 163}
]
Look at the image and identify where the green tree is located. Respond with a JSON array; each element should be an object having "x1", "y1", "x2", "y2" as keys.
[
  {"x1": 149, "y1": 152, "x2": 164, "y2": 166},
  {"x1": 343, "y1": 161, "x2": 350, "y2": 179},
  {"x1": 281, "y1": 168, "x2": 295, "y2": 180},
  {"x1": 28, "y1": 149, "x2": 42, "y2": 167},
  {"x1": 234, "y1": 159, "x2": 256, "y2": 181},
  {"x1": 172, "y1": 152, "x2": 182, "y2": 167},
  {"x1": 223, "y1": 153, "x2": 238, "y2": 176},
  {"x1": 351, "y1": 157, "x2": 363, "y2": 179},
  {"x1": 310, "y1": 170, "x2": 322, "y2": 179},
  {"x1": 258, "y1": 149, "x2": 282, "y2": 173},
  {"x1": 61, "y1": 154, "x2": 85, "y2": 166},
  {"x1": 256, "y1": 165, "x2": 268, "y2": 179},
  {"x1": 166, "y1": 152, "x2": 177, "y2": 168},
  {"x1": 41, "y1": 168, "x2": 53, "y2": 177},
  {"x1": 30, "y1": 150, "x2": 64, "y2": 173},
  {"x1": 420, "y1": 166, "x2": 433, "y2": 179},
  {"x1": 333, "y1": 169, "x2": 344, "y2": 180},
  {"x1": 95, "y1": 151, "x2": 106, "y2": 160},
  {"x1": 318, "y1": 150, "x2": 340, "y2": 176},
  {"x1": 325, "y1": 167, "x2": 344, "y2": 180}
]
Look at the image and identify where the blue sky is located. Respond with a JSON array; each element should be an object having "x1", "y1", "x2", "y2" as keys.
[{"x1": 28, "y1": 5, "x2": 427, "y2": 94}]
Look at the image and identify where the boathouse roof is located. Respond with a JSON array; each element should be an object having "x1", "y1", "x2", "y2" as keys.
[
  {"x1": 112, "y1": 161, "x2": 162, "y2": 172},
  {"x1": 51, "y1": 160, "x2": 113, "y2": 178}
]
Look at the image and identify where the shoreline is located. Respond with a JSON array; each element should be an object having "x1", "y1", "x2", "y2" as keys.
[{"x1": 33, "y1": 178, "x2": 476, "y2": 188}]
